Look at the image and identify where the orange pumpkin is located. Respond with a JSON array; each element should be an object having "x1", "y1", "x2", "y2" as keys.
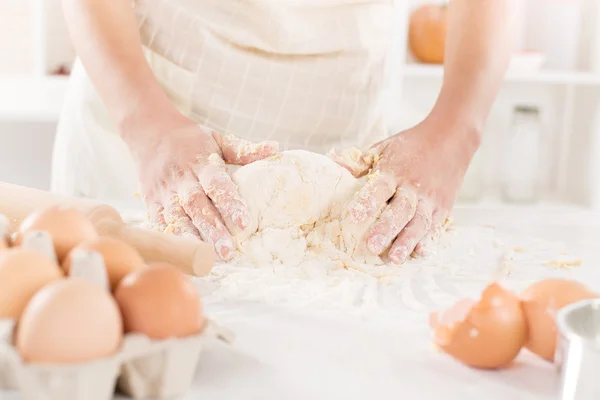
[{"x1": 408, "y1": 2, "x2": 448, "y2": 64}]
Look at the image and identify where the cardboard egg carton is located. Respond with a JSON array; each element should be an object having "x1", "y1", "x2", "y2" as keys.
[
  {"x1": 0, "y1": 229, "x2": 235, "y2": 399},
  {"x1": 0, "y1": 319, "x2": 18, "y2": 390},
  {"x1": 0, "y1": 318, "x2": 233, "y2": 400}
]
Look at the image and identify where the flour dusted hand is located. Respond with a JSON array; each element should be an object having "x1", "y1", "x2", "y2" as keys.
[
  {"x1": 329, "y1": 118, "x2": 476, "y2": 264},
  {"x1": 128, "y1": 117, "x2": 278, "y2": 261}
]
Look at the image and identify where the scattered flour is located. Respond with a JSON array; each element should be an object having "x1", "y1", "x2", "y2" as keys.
[{"x1": 190, "y1": 150, "x2": 583, "y2": 318}]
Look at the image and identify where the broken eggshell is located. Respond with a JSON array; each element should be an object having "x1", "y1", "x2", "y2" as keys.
[{"x1": 429, "y1": 282, "x2": 527, "y2": 369}]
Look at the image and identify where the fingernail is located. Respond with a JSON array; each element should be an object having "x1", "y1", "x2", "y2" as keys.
[
  {"x1": 367, "y1": 234, "x2": 386, "y2": 254},
  {"x1": 415, "y1": 244, "x2": 433, "y2": 258},
  {"x1": 389, "y1": 247, "x2": 408, "y2": 265},
  {"x1": 215, "y1": 237, "x2": 235, "y2": 261},
  {"x1": 232, "y1": 211, "x2": 250, "y2": 230}
]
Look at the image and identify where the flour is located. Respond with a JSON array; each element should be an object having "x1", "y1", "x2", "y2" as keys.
[
  {"x1": 194, "y1": 150, "x2": 583, "y2": 318},
  {"x1": 227, "y1": 149, "x2": 383, "y2": 268}
]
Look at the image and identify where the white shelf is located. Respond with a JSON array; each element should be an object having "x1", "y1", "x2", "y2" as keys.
[
  {"x1": 404, "y1": 64, "x2": 600, "y2": 85},
  {"x1": 0, "y1": 75, "x2": 69, "y2": 121}
]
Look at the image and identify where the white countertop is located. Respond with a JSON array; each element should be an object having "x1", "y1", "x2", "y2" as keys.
[{"x1": 3, "y1": 205, "x2": 599, "y2": 400}]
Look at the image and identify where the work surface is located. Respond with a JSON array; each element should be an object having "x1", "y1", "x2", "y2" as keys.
[{"x1": 3, "y1": 205, "x2": 599, "y2": 400}]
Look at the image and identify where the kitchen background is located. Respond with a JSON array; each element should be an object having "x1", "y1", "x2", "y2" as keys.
[{"x1": 1, "y1": 0, "x2": 600, "y2": 209}]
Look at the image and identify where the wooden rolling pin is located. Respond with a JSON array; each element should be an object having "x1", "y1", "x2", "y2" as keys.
[{"x1": 0, "y1": 182, "x2": 215, "y2": 276}]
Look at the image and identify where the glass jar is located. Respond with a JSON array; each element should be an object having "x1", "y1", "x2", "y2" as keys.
[{"x1": 501, "y1": 105, "x2": 542, "y2": 203}]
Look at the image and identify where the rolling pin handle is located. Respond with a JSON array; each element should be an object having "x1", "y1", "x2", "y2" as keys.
[{"x1": 102, "y1": 222, "x2": 216, "y2": 276}]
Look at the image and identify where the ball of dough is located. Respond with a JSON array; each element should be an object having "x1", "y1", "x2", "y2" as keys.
[{"x1": 229, "y1": 150, "x2": 381, "y2": 264}]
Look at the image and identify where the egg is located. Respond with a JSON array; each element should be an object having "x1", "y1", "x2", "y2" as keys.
[
  {"x1": 114, "y1": 263, "x2": 205, "y2": 339},
  {"x1": 0, "y1": 214, "x2": 10, "y2": 249},
  {"x1": 16, "y1": 279, "x2": 123, "y2": 363},
  {"x1": 0, "y1": 248, "x2": 63, "y2": 319},
  {"x1": 521, "y1": 278, "x2": 598, "y2": 361},
  {"x1": 429, "y1": 282, "x2": 527, "y2": 369},
  {"x1": 63, "y1": 236, "x2": 145, "y2": 290},
  {"x1": 15, "y1": 206, "x2": 98, "y2": 261}
]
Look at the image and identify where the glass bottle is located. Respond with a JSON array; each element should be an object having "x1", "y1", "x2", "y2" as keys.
[{"x1": 502, "y1": 105, "x2": 542, "y2": 203}]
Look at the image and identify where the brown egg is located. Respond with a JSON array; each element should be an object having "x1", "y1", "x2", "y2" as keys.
[
  {"x1": 521, "y1": 278, "x2": 598, "y2": 361},
  {"x1": 63, "y1": 236, "x2": 145, "y2": 290},
  {"x1": 0, "y1": 214, "x2": 11, "y2": 249},
  {"x1": 0, "y1": 248, "x2": 63, "y2": 319},
  {"x1": 429, "y1": 282, "x2": 527, "y2": 369},
  {"x1": 16, "y1": 279, "x2": 123, "y2": 363},
  {"x1": 114, "y1": 263, "x2": 205, "y2": 339},
  {"x1": 15, "y1": 206, "x2": 97, "y2": 261}
]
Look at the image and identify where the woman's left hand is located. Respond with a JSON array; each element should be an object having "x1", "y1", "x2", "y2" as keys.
[{"x1": 329, "y1": 117, "x2": 480, "y2": 264}]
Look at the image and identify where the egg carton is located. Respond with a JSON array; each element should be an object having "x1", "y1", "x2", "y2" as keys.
[
  {"x1": 0, "y1": 319, "x2": 18, "y2": 389},
  {"x1": 0, "y1": 318, "x2": 234, "y2": 400},
  {"x1": 0, "y1": 229, "x2": 235, "y2": 399}
]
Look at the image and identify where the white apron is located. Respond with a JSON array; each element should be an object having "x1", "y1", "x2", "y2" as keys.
[{"x1": 51, "y1": 0, "x2": 406, "y2": 211}]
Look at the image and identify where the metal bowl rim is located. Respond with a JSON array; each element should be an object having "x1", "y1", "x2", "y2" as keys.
[{"x1": 556, "y1": 298, "x2": 600, "y2": 346}]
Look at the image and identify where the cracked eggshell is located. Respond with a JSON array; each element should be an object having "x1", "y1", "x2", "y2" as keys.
[
  {"x1": 63, "y1": 236, "x2": 145, "y2": 291},
  {"x1": 0, "y1": 248, "x2": 63, "y2": 319},
  {"x1": 521, "y1": 278, "x2": 598, "y2": 361},
  {"x1": 16, "y1": 279, "x2": 123, "y2": 363},
  {"x1": 115, "y1": 263, "x2": 205, "y2": 340},
  {"x1": 429, "y1": 282, "x2": 527, "y2": 369},
  {"x1": 15, "y1": 206, "x2": 98, "y2": 262}
]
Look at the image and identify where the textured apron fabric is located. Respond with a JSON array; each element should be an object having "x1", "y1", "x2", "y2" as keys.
[{"x1": 51, "y1": 0, "x2": 405, "y2": 209}]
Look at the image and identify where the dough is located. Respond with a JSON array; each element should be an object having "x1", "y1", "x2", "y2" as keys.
[{"x1": 228, "y1": 150, "x2": 384, "y2": 268}]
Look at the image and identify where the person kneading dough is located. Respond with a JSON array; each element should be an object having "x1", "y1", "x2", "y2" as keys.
[{"x1": 53, "y1": 0, "x2": 519, "y2": 263}]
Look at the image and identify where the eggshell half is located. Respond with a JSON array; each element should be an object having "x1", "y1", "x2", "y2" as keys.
[
  {"x1": 0, "y1": 248, "x2": 63, "y2": 319},
  {"x1": 114, "y1": 263, "x2": 205, "y2": 339},
  {"x1": 430, "y1": 282, "x2": 527, "y2": 369},
  {"x1": 521, "y1": 278, "x2": 598, "y2": 361},
  {"x1": 63, "y1": 236, "x2": 145, "y2": 290},
  {"x1": 16, "y1": 279, "x2": 123, "y2": 364},
  {"x1": 15, "y1": 206, "x2": 98, "y2": 261}
]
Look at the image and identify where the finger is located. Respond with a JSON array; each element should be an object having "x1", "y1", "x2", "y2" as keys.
[
  {"x1": 196, "y1": 161, "x2": 251, "y2": 230},
  {"x1": 146, "y1": 202, "x2": 167, "y2": 232},
  {"x1": 388, "y1": 199, "x2": 434, "y2": 265},
  {"x1": 217, "y1": 133, "x2": 279, "y2": 165},
  {"x1": 327, "y1": 147, "x2": 375, "y2": 178},
  {"x1": 162, "y1": 193, "x2": 201, "y2": 239},
  {"x1": 178, "y1": 182, "x2": 236, "y2": 261},
  {"x1": 346, "y1": 171, "x2": 396, "y2": 223},
  {"x1": 413, "y1": 210, "x2": 447, "y2": 258},
  {"x1": 365, "y1": 186, "x2": 418, "y2": 255}
]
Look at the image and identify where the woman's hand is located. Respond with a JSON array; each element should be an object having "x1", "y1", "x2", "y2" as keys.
[
  {"x1": 328, "y1": 0, "x2": 518, "y2": 264},
  {"x1": 330, "y1": 117, "x2": 479, "y2": 264},
  {"x1": 126, "y1": 116, "x2": 278, "y2": 261},
  {"x1": 63, "y1": 0, "x2": 280, "y2": 261}
]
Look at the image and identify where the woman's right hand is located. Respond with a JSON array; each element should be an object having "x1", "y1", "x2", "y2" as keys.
[
  {"x1": 63, "y1": 0, "x2": 278, "y2": 261},
  {"x1": 125, "y1": 116, "x2": 279, "y2": 261}
]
